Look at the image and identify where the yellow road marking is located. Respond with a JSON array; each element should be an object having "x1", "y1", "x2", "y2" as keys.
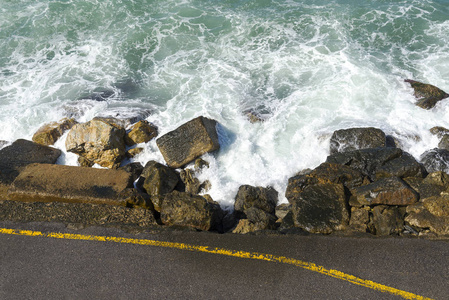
[{"x1": 0, "y1": 227, "x2": 433, "y2": 300}]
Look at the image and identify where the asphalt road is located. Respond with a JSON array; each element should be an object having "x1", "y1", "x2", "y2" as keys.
[{"x1": 0, "y1": 221, "x2": 447, "y2": 300}]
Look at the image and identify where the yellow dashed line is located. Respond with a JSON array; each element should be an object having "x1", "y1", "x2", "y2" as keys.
[{"x1": 0, "y1": 227, "x2": 433, "y2": 300}]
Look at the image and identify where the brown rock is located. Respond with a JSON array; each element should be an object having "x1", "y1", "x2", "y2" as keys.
[
  {"x1": 7, "y1": 163, "x2": 134, "y2": 206},
  {"x1": 32, "y1": 118, "x2": 78, "y2": 146},
  {"x1": 234, "y1": 185, "x2": 278, "y2": 218},
  {"x1": 160, "y1": 191, "x2": 223, "y2": 231},
  {"x1": 125, "y1": 120, "x2": 158, "y2": 146},
  {"x1": 65, "y1": 119, "x2": 126, "y2": 169},
  {"x1": 126, "y1": 147, "x2": 144, "y2": 158},
  {"x1": 438, "y1": 134, "x2": 449, "y2": 151},
  {"x1": 351, "y1": 177, "x2": 419, "y2": 206},
  {"x1": 405, "y1": 79, "x2": 449, "y2": 109},
  {"x1": 405, "y1": 202, "x2": 449, "y2": 235},
  {"x1": 430, "y1": 126, "x2": 449, "y2": 138},
  {"x1": 156, "y1": 116, "x2": 220, "y2": 168},
  {"x1": 140, "y1": 161, "x2": 180, "y2": 211},
  {"x1": 371, "y1": 206, "x2": 405, "y2": 236},
  {"x1": 78, "y1": 156, "x2": 94, "y2": 167},
  {"x1": 180, "y1": 168, "x2": 201, "y2": 194},
  {"x1": 0, "y1": 139, "x2": 61, "y2": 198},
  {"x1": 349, "y1": 207, "x2": 370, "y2": 232}
]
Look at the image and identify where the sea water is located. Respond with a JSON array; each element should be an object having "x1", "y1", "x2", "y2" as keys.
[{"x1": 1, "y1": 0, "x2": 449, "y2": 206}]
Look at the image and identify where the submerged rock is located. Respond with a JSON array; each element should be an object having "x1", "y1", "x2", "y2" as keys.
[
  {"x1": 156, "y1": 116, "x2": 220, "y2": 168},
  {"x1": 32, "y1": 118, "x2": 78, "y2": 146},
  {"x1": 329, "y1": 127, "x2": 387, "y2": 154},
  {"x1": 65, "y1": 119, "x2": 126, "y2": 169},
  {"x1": 420, "y1": 148, "x2": 449, "y2": 174},
  {"x1": 405, "y1": 79, "x2": 449, "y2": 109}
]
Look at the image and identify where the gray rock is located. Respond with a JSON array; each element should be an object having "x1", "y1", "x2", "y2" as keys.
[
  {"x1": 288, "y1": 183, "x2": 349, "y2": 234},
  {"x1": 330, "y1": 127, "x2": 387, "y2": 154},
  {"x1": 420, "y1": 148, "x2": 449, "y2": 173},
  {"x1": 156, "y1": 116, "x2": 220, "y2": 168},
  {"x1": 375, "y1": 152, "x2": 426, "y2": 179}
]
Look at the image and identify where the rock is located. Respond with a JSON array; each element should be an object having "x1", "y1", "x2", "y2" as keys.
[
  {"x1": 287, "y1": 183, "x2": 349, "y2": 234},
  {"x1": 125, "y1": 120, "x2": 158, "y2": 146},
  {"x1": 422, "y1": 194, "x2": 449, "y2": 217},
  {"x1": 350, "y1": 177, "x2": 418, "y2": 206},
  {"x1": 156, "y1": 116, "x2": 220, "y2": 168},
  {"x1": 65, "y1": 119, "x2": 126, "y2": 169},
  {"x1": 78, "y1": 156, "x2": 94, "y2": 167},
  {"x1": 92, "y1": 116, "x2": 128, "y2": 128},
  {"x1": 405, "y1": 79, "x2": 449, "y2": 109},
  {"x1": 420, "y1": 148, "x2": 449, "y2": 173},
  {"x1": 139, "y1": 161, "x2": 180, "y2": 211},
  {"x1": 330, "y1": 127, "x2": 387, "y2": 154},
  {"x1": 7, "y1": 163, "x2": 134, "y2": 207},
  {"x1": 194, "y1": 158, "x2": 209, "y2": 171},
  {"x1": 94, "y1": 108, "x2": 153, "y2": 127},
  {"x1": 349, "y1": 207, "x2": 370, "y2": 232},
  {"x1": 119, "y1": 162, "x2": 144, "y2": 183},
  {"x1": 160, "y1": 191, "x2": 223, "y2": 231},
  {"x1": 126, "y1": 147, "x2": 144, "y2": 158},
  {"x1": 180, "y1": 168, "x2": 201, "y2": 194},
  {"x1": 403, "y1": 172, "x2": 449, "y2": 199},
  {"x1": 430, "y1": 126, "x2": 449, "y2": 138},
  {"x1": 286, "y1": 163, "x2": 366, "y2": 198},
  {"x1": 234, "y1": 185, "x2": 278, "y2": 219},
  {"x1": 326, "y1": 147, "x2": 403, "y2": 180},
  {"x1": 117, "y1": 188, "x2": 153, "y2": 210},
  {"x1": 405, "y1": 201, "x2": 449, "y2": 236},
  {"x1": 438, "y1": 135, "x2": 449, "y2": 151},
  {"x1": 232, "y1": 208, "x2": 277, "y2": 234},
  {"x1": 375, "y1": 152, "x2": 426, "y2": 179},
  {"x1": 275, "y1": 203, "x2": 292, "y2": 221},
  {"x1": 244, "y1": 110, "x2": 265, "y2": 123},
  {"x1": 371, "y1": 206, "x2": 405, "y2": 236},
  {"x1": 32, "y1": 118, "x2": 78, "y2": 146},
  {"x1": 0, "y1": 139, "x2": 61, "y2": 198}
]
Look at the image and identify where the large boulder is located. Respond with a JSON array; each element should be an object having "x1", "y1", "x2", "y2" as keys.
[
  {"x1": 139, "y1": 161, "x2": 180, "y2": 211},
  {"x1": 374, "y1": 153, "x2": 426, "y2": 179},
  {"x1": 405, "y1": 79, "x2": 449, "y2": 109},
  {"x1": 156, "y1": 116, "x2": 220, "y2": 168},
  {"x1": 350, "y1": 177, "x2": 419, "y2": 207},
  {"x1": 234, "y1": 185, "x2": 278, "y2": 218},
  {"x1": 405, "y1": 195, "x2": 449, "y2": 235},
  {"x1": 7, "y1": 163, "x2": 139, "y2": 207},
  {"x1": 287, "y1": 182, "x2": 349, "y2": 234},
  {"x1": 329, "y1": 127, "x2": 387, "y2": 154},
  {"x1": 371, "y1": 206, "x2": 405, "y2": 236},
  {"x1": 160, "y1": 191, "x2": 223, "y2": 231},
  {"x1": 65, "y1": 119, "x2": 126, "y2": 169},
  {"x1": 420, "y1": 148, "x2": 449, "y2": 173},
  {"x1": 125, "y1": 120, "x2": 158, "y2": 146},
  {"x1": 0, "y1": 139, "x2": 61, "y2": 198},
  {"x1": 404, "y1": 172, "x2": 449, "y2": 199},
  {"x1": 32, "y1": 118, "x2": 78, "y2": 146},
  {"x1": 326, "y1": 147, "x2": 403, "y2": 180}
]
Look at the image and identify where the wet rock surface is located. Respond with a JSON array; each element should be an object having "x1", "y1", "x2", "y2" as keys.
[
  {"x1": 156, "y1": 116, "x2": 220, "y2": 168},
  {"x1": 405, "y1": 79, "x2": 449, "y2": 109},
  {"x1": 330, "y1": 127, "x2": 387, "y2": 154},
  {"x1": 32, "y1": 118, "x2": 78, "y2": 146},
  {"x1": 125, "y1": 120, "x2": 158, "y2": 146}
]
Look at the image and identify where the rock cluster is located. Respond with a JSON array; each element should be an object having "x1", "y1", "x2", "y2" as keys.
[{"x1": 1, "y1": 100, "x2": 449, "y2": 238}]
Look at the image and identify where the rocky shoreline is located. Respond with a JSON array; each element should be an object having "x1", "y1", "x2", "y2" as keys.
[{"x1": 1, "y1": 79, "x2": 449, "y2": 238}]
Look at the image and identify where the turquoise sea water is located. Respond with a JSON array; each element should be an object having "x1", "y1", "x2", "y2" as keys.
[{"x1": 1, "y1": 0, "x2": 449, "y2": 205}]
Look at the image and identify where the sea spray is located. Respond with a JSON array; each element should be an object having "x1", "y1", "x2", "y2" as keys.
[{"x1": 1, "y1": 0, "x2": 449, "y2": 205}]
